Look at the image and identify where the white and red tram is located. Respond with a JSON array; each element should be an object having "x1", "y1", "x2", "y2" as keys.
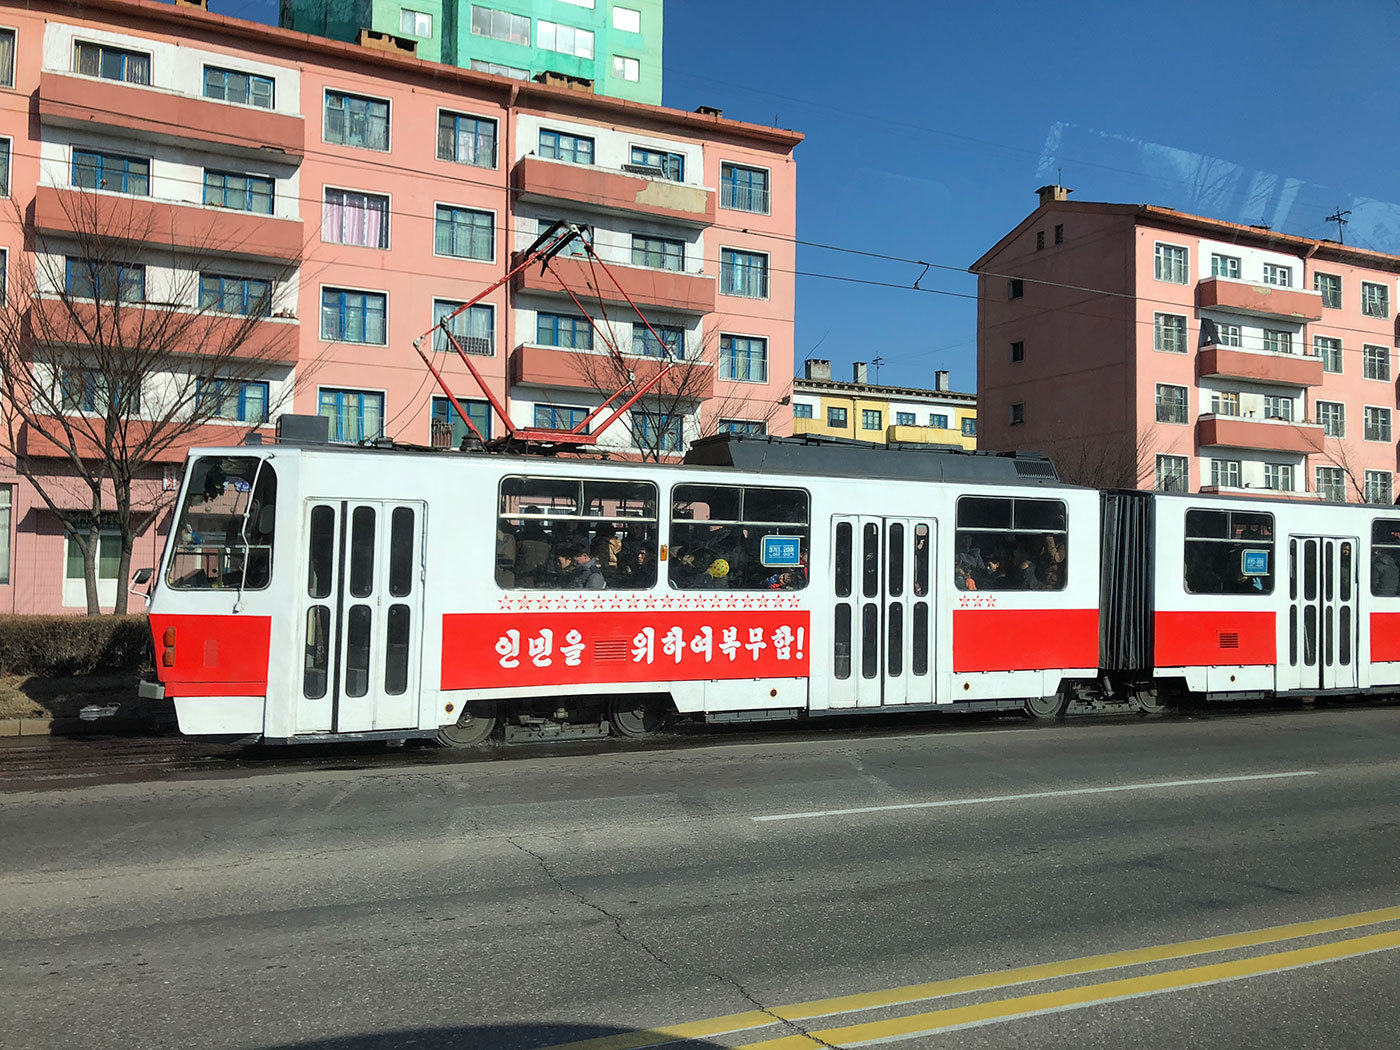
[{"x1": 139, "y1": 433, "x2": 1400, "y2": 745}]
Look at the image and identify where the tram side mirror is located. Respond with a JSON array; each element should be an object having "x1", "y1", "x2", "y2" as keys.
[
  {"x1": 131, "y1": 567, "x2": 153, "y2": 585},
  {"x1": 129, "y1": 567, "x2": 154, "y2": 608}
]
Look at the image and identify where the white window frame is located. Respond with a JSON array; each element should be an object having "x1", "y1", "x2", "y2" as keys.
[
  {"x1": 612, "y1": 6, "x2": 640, "y2": 31},
  {"x1": 1316, "y1": 400, "x2": 1345, "y2": 438},
  {"x1": 321, "y1": 185, "x2": 392, "y2": 250},
  {"x1": 0, "y1": 483, "x2": 11, "y2": 584},
  {"x1": 1261, "y1": 263, "x2": 1292, "y2": 287},
  {"x1": 1154, "y1": 242, "x2": 1188, "y2": 284},
  {"x1": 1314, "y1": 271, "x2": 1342, "y2": 309},
  {"x1": 612, "y1": 55, "x2": 640, "y2": 82},
  {"x1": 436, "y1": 108, "x2": 499, "y2": 170},
  {"x1": 1153, "y1": 312, "x2": 1187, "y2": 353},
  {"x1": 1315, "y1": 335, "x2": 1343, "y2": 373},
  {"x1": 322, "y1": 87, "x2": 392, "y2": 153},
  {"x1": 1210, "y1": 391, "x2": 1240, "y2": 417},
  {"x1": 1155, "y1": 454, "x2": 1189, "y2": 492},
  {"x1": 317, "y1": 385, "x2": 388, "y2": 443},
  {"x1": 1214, "y1": 321, "x2": 1242, "y2": 347},
  {"x1": 1155, "y1": 383, "x2": 1188, "y2": 424},
  {"x1": 63, "y1": 527, "x2": 122, "y2": 608},
  {"x1": 1263, "y1": 394, "x2": 1294, "y2": 421},
  {"x1": 1364, "y1": 405, "x2": 1392, "y2": 443},
  {"x1": 0, "y1": 134, "x2": 10, "y2": 198},
  {"x1": 1263, "y1": 463, "x2": 1294, "y2": 491},
  {"x1": 1262, "y1": 329, "x2": 1293, "y2": 355},
  {"x1": 432, "y1": 201, "x2": 497, "y2": 264},
  {"x1": 1365, "y1": 470, "x2": 1393, "y2": 505},
  {"x1": 318, "y1": 283, "x2": 390, "y2": 346},
  {"x1": 1210, "y1": 459, "x2": 1242, "y2": 488},
  {"x1": 1362, "y1": 281, "x2": 1390, "y2": 319},
  {"x1": 399, "y1": 8, "x2": 433, "y2": 37},
  {"x1": 1315, "y1": 465, "x2": 1346, "y2": 503},
  {"x1": 1210, "y1": 253, "x2": 1240, "y2": 279},
  {"x1": 0, "y1": 27, "x2": 14, "y2": 90},
  {"x1": 1363, "y1": 344, "x2": 1391, "y2": 381}
]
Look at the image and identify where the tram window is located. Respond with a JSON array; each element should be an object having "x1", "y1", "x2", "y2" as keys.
[
  {"x1": 1341, "y1": 542, "x2": 1353, "y2": 602},
  {"x1": 384, "y1": 604, "x2": 410, "y2": 695},
  {"x1": 887, "y1": 523, "x2": 904, "y2": 597},
  {"x1": 834, "y1": 603, "x2": 852, "y2": 680},
  {"x1": 1183, "y1": 509, "x2": 1274, "y2": 595},
  {"x1": 498, "y1": 476, "x2": 658, "y2": 589},
  {"x1": 914, "y1": 524, "x2": 930, "y2": 596},
  {"x1": 166, "y1": 456, "x2": 277, "y2": 590},
  {"x1": 861, "y1": 602, "x2": 879, "y2": 678},
  {"x1": 912, "y1": 602, "x2": 929, "y2": 675},
  {"x1": 303, "y1": 606, "x2": 330, "y2": 700},
  {"x1": 1369, "y1": 519, "x2": 1400, "y2": 596},
  {"x1": 669, "y1": 484, "x2": 809, "y2": 590},
  {"x1": 307, "y1": 505, "x2": 335, "y2": 599},
  {"x1": 388, "y1": 507, "x2": 415, "y2": 598},
  {"x1": 345, "y1": 604, "x2": 372, "y2": 698},
  {"x1": 954, "y1": 496, "x2": 1067, "y2": 591},
  {"x1": 348, "y1": 506, "x2": 376, "y2": 599},
  {"x1": 888, "y1": 602, "x2": 904, "y2": 677},
  {"x1": 835, "y1": 522, "x2": 853, "y2": 598},
  {"x1": 862, "y1": 523, "x2": 879, "y2": 598}
]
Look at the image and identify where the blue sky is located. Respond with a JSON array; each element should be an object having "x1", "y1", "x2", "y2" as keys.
[{"x1": 231, "y1": 0, "x2": 1400, "y2": 392}]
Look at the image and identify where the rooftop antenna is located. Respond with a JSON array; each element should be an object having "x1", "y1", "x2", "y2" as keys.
[
  {"x1": 870, "y1": 355, "x2": 886, "y2": 384},
  {"x1": 1326, "y1": 206, "x2": 1351, "y2": 245}
]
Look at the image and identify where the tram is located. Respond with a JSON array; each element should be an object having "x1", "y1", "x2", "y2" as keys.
[{"x1": 138, "y1": 430, "x2": 1400, "y2": 746}]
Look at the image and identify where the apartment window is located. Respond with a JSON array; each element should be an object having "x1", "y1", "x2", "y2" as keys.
[
  {"x1": 1315, "y1": 272, "x2": 1342, "y2": 309},
  {"x1": 631, "y1": 411, "x2": 684, "y2": 452},
  {"x1": 203, "y1": 66, "x2": 274, "y2": 109},
  {"x1": 1214, "y1": 322, "x2": 1242, "y2": 347},
  {"x1": 1316, "y1": 402, "x2": 1345, "y2": 438},
  {"x1": 1362, "y1": 281, "x2": 1390, "y2": 318},
  {"x1": 1010, "y1": 340, "x2": 1024, "y2": 362},
  {"x1": 204, "y1": 170, "x2": 273, "y2": 214},
  {"x1": 630, "y1": 146, "x2": 682, "y2": 181},
  {"x1": 537, "y1": 312, "x2": 592, "y2": 349},
  {"x1": 1007, "y1": 278, "x2": 1024, "y2": 299},
  {"x1": 65, "y1": 532, "x2": 120, "y2": 587},
  {"x1": 431, "y1": 299, "x2": 494, "y2": 355},
  {"x1": 895, "y1": 412, "x2": 916, "y2": 426},
  {"x1": 539, "y1": 129, "x2": 594, "y2": 165},
  {"x1": 471, "y1": 5, "x2": 531, "y2": 45},
  {"x1": 65, "y1": 258, "x2": 143, "y2": 301},
  {"x1": 319, "y1": 388, "x2": 384, "y2": 443},
  {"x1": 400, "y1": 8, "x2": 433, "y2": 36},
  {"x1": 0, "y1": 29, "x2": 13, "y2": 89},
  {"x1": 828, "y1": 406, "x2": 847, "y2": 428},
  {"x1": 1263, "y1": 463, "x2": 1294, "y2": 491},
  {"x1": 60, "y1": 369, "x2": 140, "y2": 414},
  {"x1": 1036, "y1": 230, "x2": 1045, "y2": 251},
  {"x1": 1262, "y1": 263, "x2": 1292, "y2": 287},
  {"x1": 1154, "y1": 312, "x2": 1187, "y2": 353},
  {"x1": 1211, "y1": 253, "x2": 1241, "y2": 279},
  {"x1": 719, "y1": 334, "x2": 767, "y2": 383},
  {"x1": 862, "y1": 409, "x2": 882, "y2": 430},
  {"x1": 71, "y1": 149, "x2": 149, "y2": 195},
  {"x1": 720, "y1": 419, "x2": 766, "y2": 436},
  {"x1": 1316, "y1": 466, "x2": 1346, "y2": 503},
  {"x1": 0, "y1": 485, "x2": 10, "y2": 584},
  {"x1": 535, "y1": 404, "x2": 589, "y2": 430},
  {"x1": 1262, "y1": 329, "x2": 1293, "y2": 354},
  {"x1": 435, "y1": 205, "x2": 494, "y2": 261},
  {"x1": 1263, "y1": 395, "x2": 1293, "y2": 421},
  {"x1": 437, "y1": 112, "x2": 497, "y2": 167},
  {"x1": 613, "y1": 6, "x2": 641, "y2": 31},
  {"x1": 74, "y1": 42, "x2": 150, "y2": 85},
  {"x1": 720, "y1": 249, "x2": 769, "y2": 298},
  {"x1": 320, "y1": 288, "x2": 387, "y2": 345},
  {"x1": 1054, "y1": 223, "x2": 1063, "y2": 245},
  {"x1": 1210, "y1": 390, "x2": 1241, "y2": 417},
  {"x1": 1155, "y1": 383, "x2": 1187, "y2": 424},
  {"x1": 1365, "y1": 470, "x2": 1393, "y2": 505},
  {"x1": 0, "y1": 137, "x2": 8, "y2": 197},
  {"x1": 1210, "y1": 459, "x2": 1242, "y2": 488},
  {"x1": 538, "y1": 21, "x2": 594, "y2": 58},
  {"x1": 720, "y1": 163, "x2": 770, "y2": 214},
  {"x1": 199, "y1": 274, "x2": 272, "y2": 317},
  {"x1": 1309, "y1": 336, "x2": 1342, "y2": 374},
  {"x1": 197, "y1": 379, "x2": 270, "y2": 423},
  {"x1": 1364, "y1": 344, "x2": 1391, "y2": 381},
  {"x1": 793, "y1": 404, "x2": 813, "y2": 419},
  {"x1": 929, "y1": 413, "x2": 948, "y2": 428},
  {"x1": 962, "y1": 418, "x2": 977, "y2": 436},
  {"x1": 613, "y1": 56, "x2": 640, "y2": 82},
  {"x1": 1155, "y1": 455, "x2": 1189, "y2": 493},
  {"x1": 323, "y1": 189, "x2": 389, "y2": 249},
  {"x1": 631, "y1": 234, "x2": 684, "y2": 272},
  {"x1": 324, "y1": 91, "x2": 390, "y2": 152},
  {"x1": 1365, "y1": 406, "x2": 1392, "y2": 443},
  {"x1": 470, "y1": 59, "x2": 529, "y2": 79},
  {"x1": 633, "y1": 323, "x2": 684, "y2": 359},
  {"x1": 431, "y1": 396, "x2": 492, "y2": 445},
  {"x1": 1009, "y1": 402, "x2": 1025, "y2": 426},
  {"x1": 1154, "y1": 242, "x2": 1188, "y2": 283}
]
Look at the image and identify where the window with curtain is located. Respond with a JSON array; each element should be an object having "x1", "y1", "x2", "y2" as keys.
[
  {"x1": 323, "y1": 189, "x2": 389, "y2": 249},
  {"x1": 437, "y1": 111, "x2": 497, "y2": 167},
  {"x1": 432, "y1": 300, "x2": 494, "y2": 354},
  {"x1": 0, "y1": 29, "x2": 15, "y2": 89},
  {"x1": 324, "y1": 91, "x2": 390, "y2": 151},
  {"x1": 320, "y1": 288, "x2": 387, "y2": 344},
  {"x1": 434, "y1": 205, "x2": 493, "y2": 261},
  {"x1": 319, "y1": 389, "x2": 384, "y2": 443}
]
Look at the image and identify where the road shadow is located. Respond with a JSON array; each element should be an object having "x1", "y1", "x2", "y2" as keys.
[{"x1": 261, "y1": 1023, "x2": 729, "y2": 1049}]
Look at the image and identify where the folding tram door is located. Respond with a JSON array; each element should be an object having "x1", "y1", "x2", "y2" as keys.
[
  {"x1": 829, "y1": 516, "x2": 936, "y2": 707},
  {"x1": 1286, "y1": 535, "x2": 1358, "y2": 692},
  {"x1": 298, "y1": 500, "x2": 427, "y2": 734}
]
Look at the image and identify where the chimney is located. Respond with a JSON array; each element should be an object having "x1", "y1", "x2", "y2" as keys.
[
  {"x1": 934, "y1": 370, "x2": 950, "y2": 392},
  {"x1": 1036, "y1": 184, "x2": 1072, "y2": 206},
  {"x1": 852, "y1": 362, "x2": 868, "y2": 384},
  {"x1": 175, "y1": 0, "x2": 209, "y2": 8},
  {"x1": 534, "y1": 70, "x2": 595, "y2": 94},
  {"x1": 804, "y1": 358, "x2": 831, "y2": 381},
  {"x1": 356, "y1": 27, "x2": 417, "y2": 56}
]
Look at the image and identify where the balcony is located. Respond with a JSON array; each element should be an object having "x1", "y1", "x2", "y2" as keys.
[
  {"x1": 38, "y1": 71, "x2": 305, "y2": 161},
  {"x1": 1196, "y1": 414, "x2": 1325, "y2": 455},
  {"x1": 19, "y1": 417, "x2": 274, "y2": 464},
  {"x1": 1198, "y1": 345, "x2": 1324, "y2": 387},
  {"x1": 513, "y1": 253, "x2": 717, "y2": 314},
  {"x1": 1196, "y1": 277, "x2": 1322, "y2": 322},
  {"x1": 33, "y1": 186, "x2": 305, "y2": 263},
  {"x1": 510, "y1": 343, "x2": 714, "y2": 399},
  {"x1": 513, "y1": 156, "x2": 715, "y2": 228}
]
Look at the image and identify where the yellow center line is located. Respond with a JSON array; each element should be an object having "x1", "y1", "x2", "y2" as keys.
[
  {"x1": 736, "y1": 926, "x2": 1400, "y2": 1049},
  {"x1": 536, "y1": 904, "x2": 1400, "y2": 1050}
]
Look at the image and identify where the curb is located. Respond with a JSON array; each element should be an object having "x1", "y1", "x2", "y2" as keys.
[{"x1": 0, "y1": 716, "x2": 55, "y2": 737}]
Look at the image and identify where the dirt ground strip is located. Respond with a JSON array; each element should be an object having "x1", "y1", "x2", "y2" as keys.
[{"x1": 0, "y1": 674, "x2": 143, "y2": 725}]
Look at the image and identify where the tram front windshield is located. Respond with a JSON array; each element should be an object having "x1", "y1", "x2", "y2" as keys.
[{"x1": 165, "y1": 456, "x2": 277, "y2": 590}]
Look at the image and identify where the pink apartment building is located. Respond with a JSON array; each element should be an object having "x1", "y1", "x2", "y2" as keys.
[
  {"x1": 973, "y1": 186, "x2": 1400, "y2": 504},
  {"x1": 0, "y1": 0, "x2": 801, "y2": 613}
]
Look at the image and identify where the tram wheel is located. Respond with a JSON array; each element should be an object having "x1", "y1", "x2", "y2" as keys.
[
  {"x1": 1023, "y1": 692, "x2": 1070, "y2": 720},
  {"x1": 1130, "y1": 689, "x2": 1169, "y2": 715},
  {"x1": 607, "y1": 696, "x2": 667, "y2": 738},
  {"x1": 436, "y1": 703, "x2": 498, "y2": 748}
]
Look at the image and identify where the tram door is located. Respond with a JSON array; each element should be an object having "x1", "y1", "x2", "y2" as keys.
[
  {"x1": 829, "y1": 516, "x2": 936, "y2": 708},
  {"x1": 298, "y1": 500, "x2": 426, "y2": 734},
  {"x1": 1286, "y1": 536, "x2": 1358, "y2": 692}
]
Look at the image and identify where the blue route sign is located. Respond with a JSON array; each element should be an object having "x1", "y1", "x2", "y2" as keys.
[
  {"x1": 761, "y1": 535, "x2": 802, "y2": 568},
  {"x1": 1241, "y1": 549, "x2": 1269, "y2": 576}
]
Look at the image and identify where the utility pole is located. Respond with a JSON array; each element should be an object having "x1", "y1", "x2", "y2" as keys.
[
  {"x1": 870, "y1": 355, "x2": 886, "y2": 384},
  {"x1": 1326, "y1": 207, "x2": 1351, "y2": 245}
]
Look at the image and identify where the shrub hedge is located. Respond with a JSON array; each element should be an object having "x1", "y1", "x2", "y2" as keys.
[{"x1": 0, "y1": 615, "x2": 152, "y2": 677}]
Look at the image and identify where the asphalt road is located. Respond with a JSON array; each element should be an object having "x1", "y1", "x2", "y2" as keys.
[{"x1": 3, "y1": 706, "x2": 1400, "y2": 1049}]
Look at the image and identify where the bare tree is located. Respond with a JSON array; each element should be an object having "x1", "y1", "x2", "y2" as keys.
[
  {"x1": 0, "y1": 189, "x2": 304, "y2": 613},
  {"x1": 1035, "y1": 425, "x2": 1173, "y2": 490},
  {"x1": 1319, "y1": 438, "x2": 1371, "y2": 503}
]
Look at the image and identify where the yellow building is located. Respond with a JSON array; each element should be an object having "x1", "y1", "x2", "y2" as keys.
[{"x1": 791, "y1": 360, "x2": 977, "y2": 449}]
